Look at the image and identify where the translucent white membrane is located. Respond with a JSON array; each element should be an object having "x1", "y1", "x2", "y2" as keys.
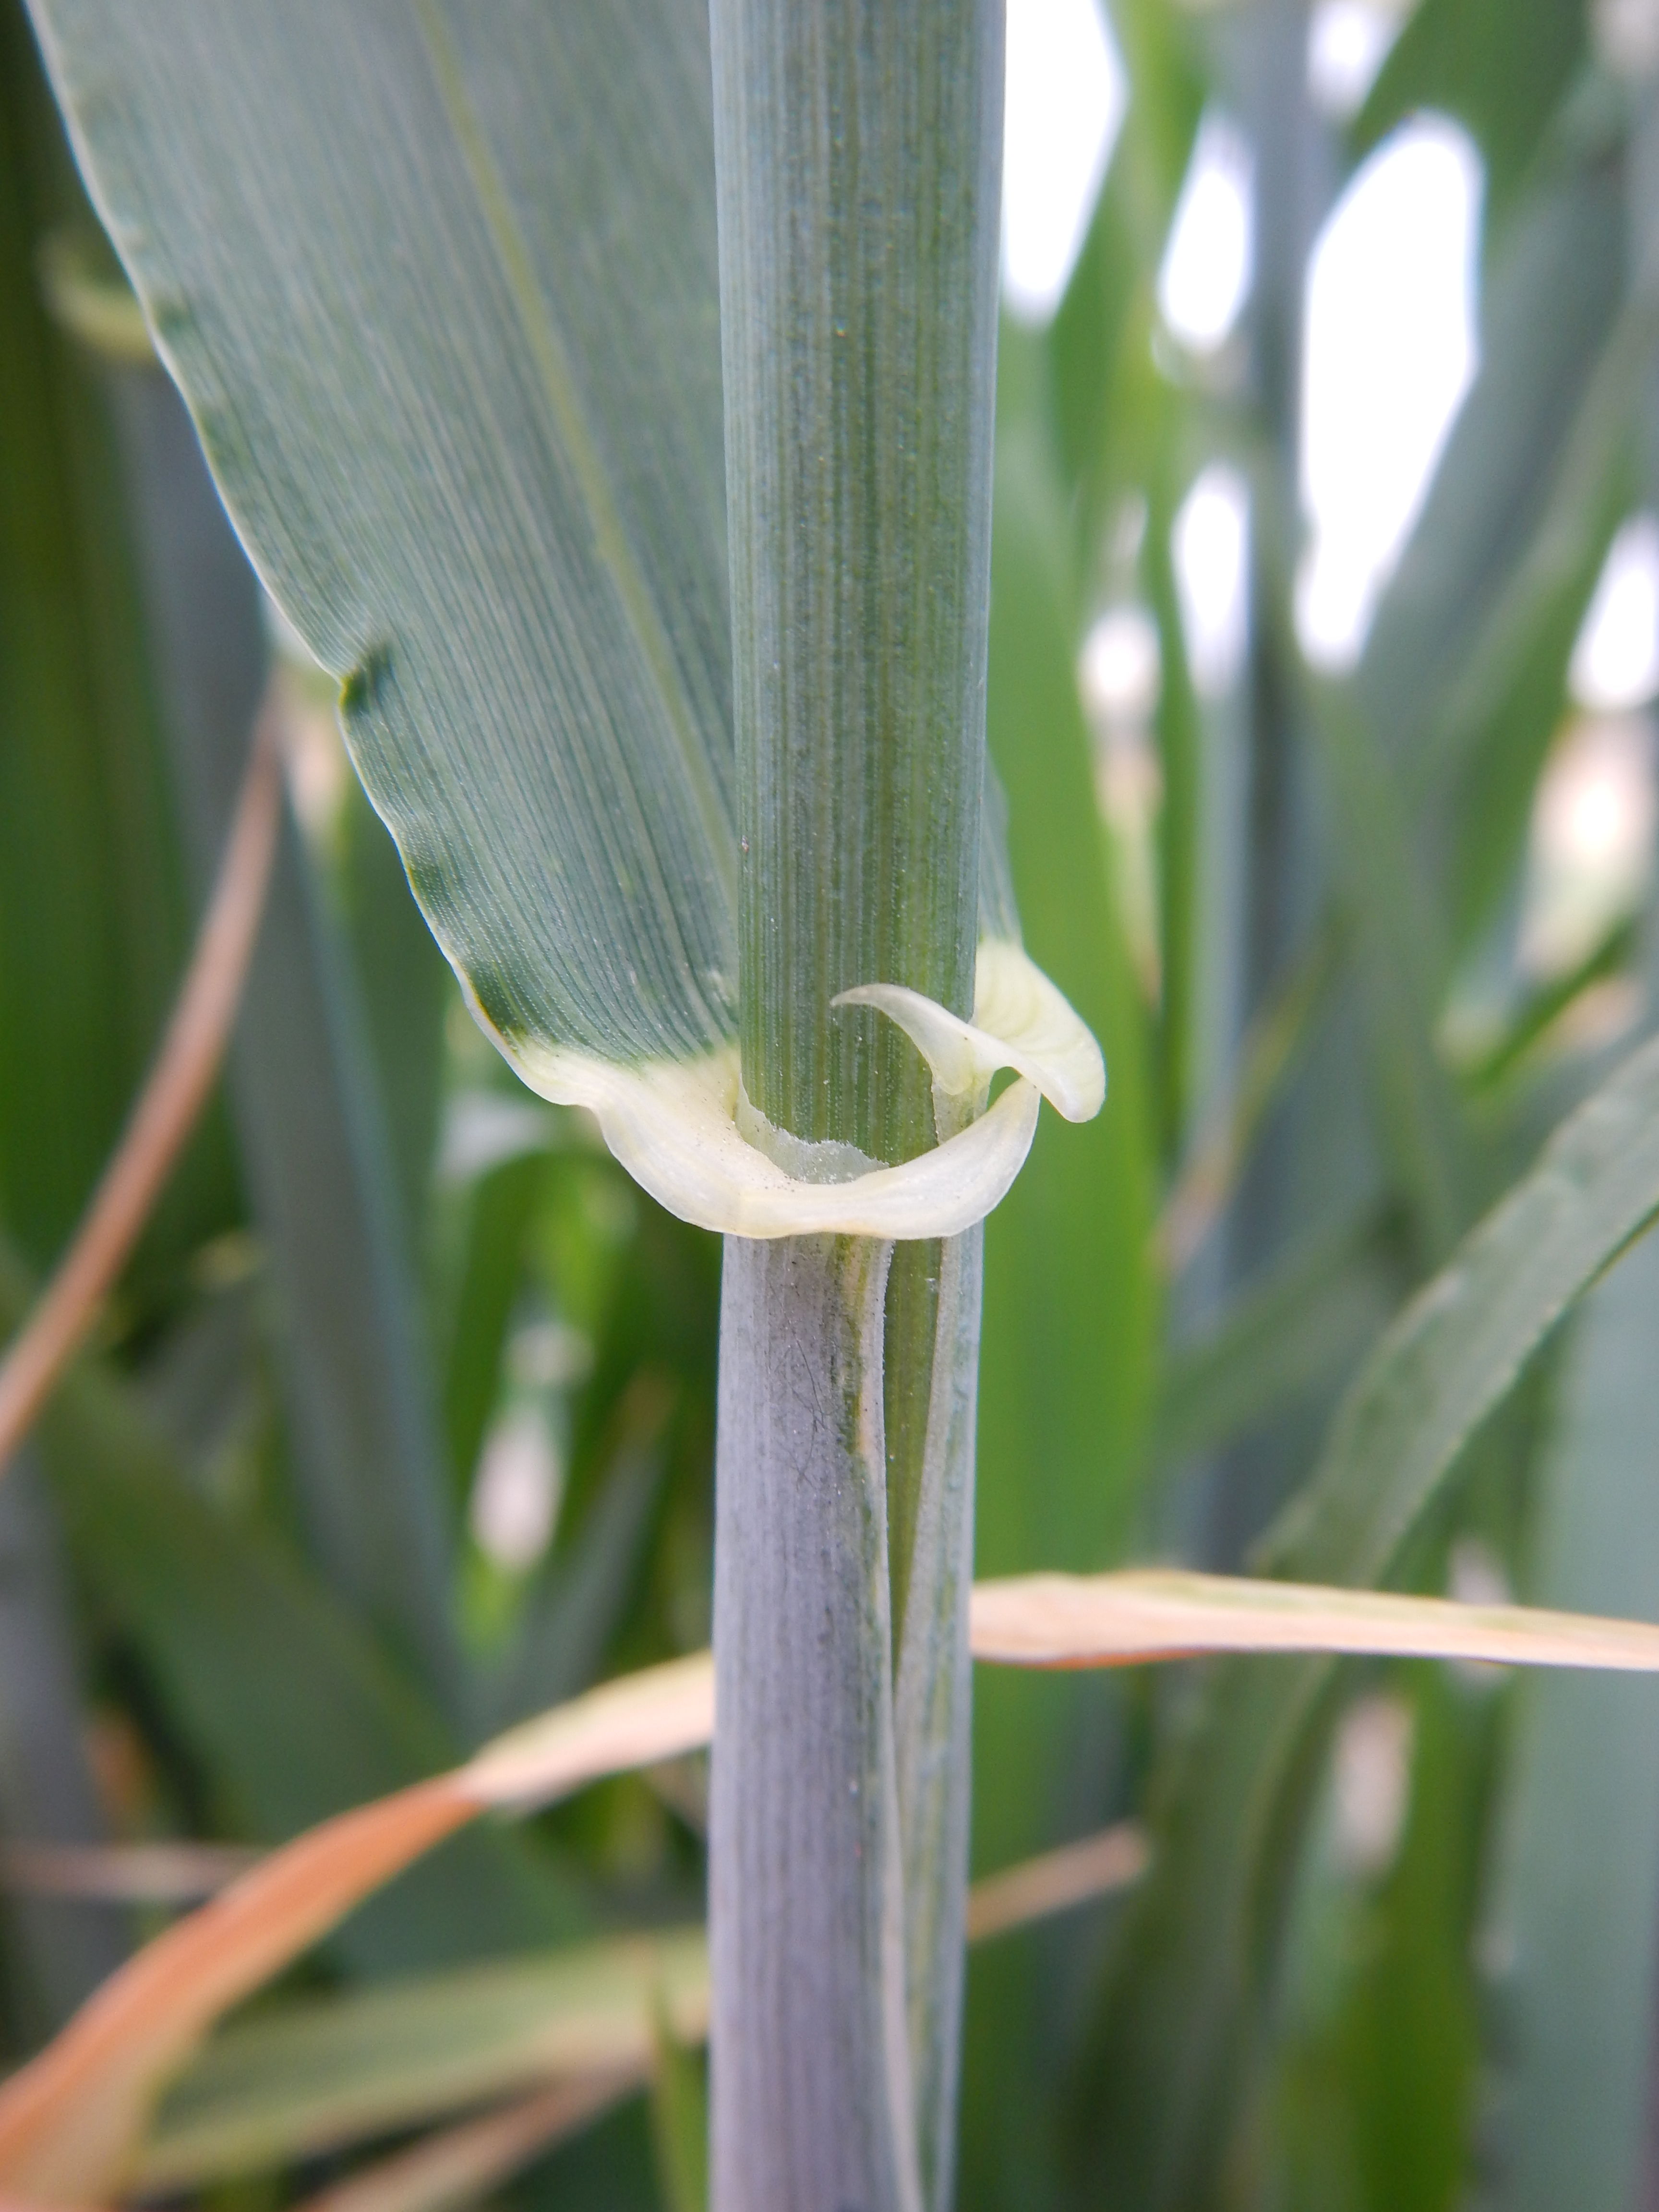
[
  {"x1": 487, "y1": 938, "x2": 1102, "y2": 1239},
  {"x1": 837, "y1": 937, "x2": 1106, "y2": 1123}
]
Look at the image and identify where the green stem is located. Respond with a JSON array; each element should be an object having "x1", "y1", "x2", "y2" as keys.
[
  {"x1": 709, "y1": 2, "x2": 1002, "y2": 2205},
  {"x1": 710, "y1": 1233, "x2": 917, "y2": 2212},
  {"x1": 717, "y1": 0, "x2": 1000, "y2": 1151}
]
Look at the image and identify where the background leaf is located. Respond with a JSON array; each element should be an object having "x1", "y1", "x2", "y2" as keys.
[
  {"x1": 1077, "y1": 1028, "x2": 1659, "y2": 2206},
  {"x1": 1474, "y1": 1229, "x2": 1659, "y2": 2211}
]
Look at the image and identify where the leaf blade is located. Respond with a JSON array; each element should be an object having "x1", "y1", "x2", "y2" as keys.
[
  {"x1": 30, "y1": 0, "x2": 736, "y2": 1071},
  {"x1": 970, "y1": 1568, "x2": 1659, "y2": 1673}
]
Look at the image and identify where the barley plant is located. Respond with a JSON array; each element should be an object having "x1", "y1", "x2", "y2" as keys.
[{"x1": 2, "y1": 0, "x2": 1659, "y2": 2208}]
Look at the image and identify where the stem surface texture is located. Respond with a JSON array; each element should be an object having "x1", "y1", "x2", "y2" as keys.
[{"x1": 709, "y1": 3, "x2": 1003, "y2": 2206}]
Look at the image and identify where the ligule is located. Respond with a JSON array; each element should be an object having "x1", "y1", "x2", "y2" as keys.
[{"x1": 500, "y1": 938, "x2": 1102, "y2": 1239}]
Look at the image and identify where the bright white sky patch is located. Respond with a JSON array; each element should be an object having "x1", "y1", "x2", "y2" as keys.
[
  {"x1": 1001, "y1": 0, "x2": 1126, "y2": 324},
  {"x1": 1173, "y1": 465, "x2": 1251, "y2": 699},
  {"x1": 1306, "y1": 0, "x2": 1407, "y2": 119},
  {"x1": 1570, "y1": 514, "x2": 1659, "y2": 711},
  {"x1": 1297, "y1": 116, "x2": 1482, "y2": 670},
  {"x1": 1080, "y1": 604, "x2": 1162, "y2": 727},
  {"x1": 470, "y1": 1404, "x2": 561, "y2": 1573},
  {"x1": 1158, "y1": 111, "x2": 1255, "y2": 354}
]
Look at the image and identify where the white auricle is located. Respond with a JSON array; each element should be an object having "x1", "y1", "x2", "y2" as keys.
[{"x1": 489, "y1": 938, "x2": 1104, "y2": 1239}]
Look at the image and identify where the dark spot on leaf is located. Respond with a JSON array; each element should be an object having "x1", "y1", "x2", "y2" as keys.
[{"x1": 340, "y1": 639, "x2": 395, "y2": 720}]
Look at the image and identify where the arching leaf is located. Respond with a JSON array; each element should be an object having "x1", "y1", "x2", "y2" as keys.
[{"x1": 30, "y1": 0, "x2": 737, "y2": 1081}]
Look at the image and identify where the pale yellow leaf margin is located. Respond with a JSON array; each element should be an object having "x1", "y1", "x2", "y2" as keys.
[{"x1": 5, "y1": 1575, "x2": 1659, "y2": 2204}]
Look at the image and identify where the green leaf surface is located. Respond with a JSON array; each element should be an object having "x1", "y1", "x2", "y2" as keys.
[
  {"x1": 0, "y1": 1243, "x2": 587, "y2": 1977},
  {"x1": 0, "y1": 1453, "x2": 130, "y2": 2033},
  {"x1": 650, "y1": 2002, "x2": 711, "y2": 2212},
  {"x1": 1267, "y1": 1665, "x2": 1490, "y2": 2212},
  {"x1": 978, "y1": 388, "x2": 1160, "y2": 1588},
  {"x1": 1048, "y1": 0, "x2": 1201, "y2": 542},
  {"x1": 1144, "y1": 453, "x2": 1207, "y2": 1160},
  {"x1": 108, "y1": 364, "x2": 463, "y2": 1724},
  {"x1": 1476, "y1": 1225, "x2": 1659, "y2": 2212},
  {"x1": 1336, "y1": 1674, "x2": 1489, "y2": 2212},
  {"x1": 1152, "y1": 1210, "x2": 1397, "y2": 1471},
  {"x1": 139, "y1": 1929, "x2": 708, "y2": 2188},
  {"x1": 1352, "y1": 0, "x2": 1585, "y2": 231},
  {"x1": 1102, "y1": 0, "x2": 1206, "y2": 252},
  {"x1": 962, "y1": 372, "x2": 1159, "y2": 2212},
  {"x1": 30, "y1": 0, "x2": 736, "y2": 1075},
  {"x1": 1302, "y1": 676, "x2": 1477, "y2": 1262},
  {"x1": 337, "y1": 776, "x2": 451, "y2": 1260},
  {"x1": 1433, "y1": 296, "x2": 1647, "y2": 951},
  {"x1": 0, "y1": 5, "x2": 229, "y2": 1287},
  {"x1": 1076, "y1": 1025, "x2": 1659, "y2": 2208}
]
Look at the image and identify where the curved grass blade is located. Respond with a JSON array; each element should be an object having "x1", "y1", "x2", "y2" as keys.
[
  {"x1": 966, "y1": 366, "x2": 1159, "y2": 2212},
  {"x1": 1076, "y1": 1023, "x2": 1659, "y2": 2208},
  {"x1": 1271, "y1": 1029, "x2": 1659, "y2": 1581},
  {"x1": 1355, "y1": 150, "x2": 1628, "y2": 784},
  {"x1": 970, "y1": 1569, "x2": 1659, "y2": 1672},
  {"x1": 1476, "y1": 1226, "x2": 1659, "y2": 2212},
  {"x1": 1352, "y1": 0, "x2": 1584, "y2": 233},
  {"x1": 28, "y1": 0, "x2": 736, "y2": 1079}
]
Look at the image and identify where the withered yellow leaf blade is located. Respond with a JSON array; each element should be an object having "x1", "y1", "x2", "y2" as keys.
[
  {"x1": 12, "y1": 1573, "x2": 1659, "y2": 2208},
  {"x1": 0, "y1": 1780, "x2": 473, "y2": 2205},
  {"x1": 0, "y1": 1655, "x2": 714, "y2": 2205},
  {"x1": 457, "y1": 1651, "x2": 714, "y2": 1810},
  {"x1": 968, "y1": 1568, "x2": 1659, "y2": 1672}
]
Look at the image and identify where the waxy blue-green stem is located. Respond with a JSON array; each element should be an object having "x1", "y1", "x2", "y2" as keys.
[{"x1": 709, "y1": 3, "x2": 1004, "y2": 2208}]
